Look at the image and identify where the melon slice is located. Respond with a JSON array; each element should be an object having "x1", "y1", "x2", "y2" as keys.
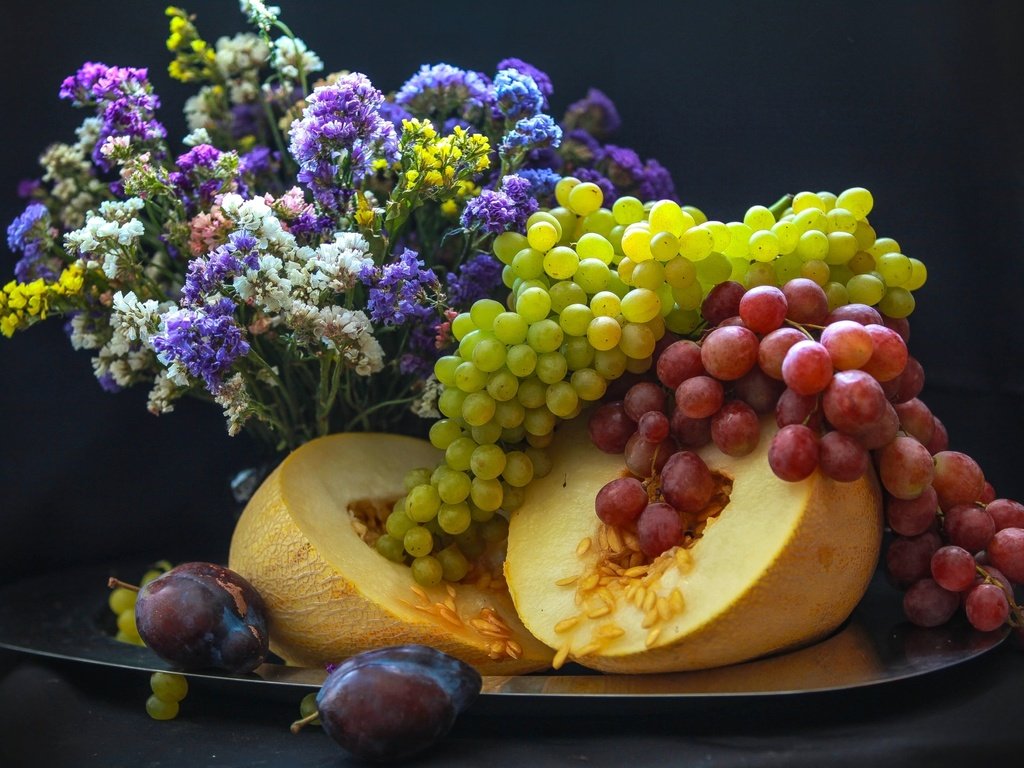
[
  {"x1": 228, "y1": 432, "x2": 553, "y2": 675},
  {"x1": 504, "y1": 416, "x2": 883, "y2": 673}
]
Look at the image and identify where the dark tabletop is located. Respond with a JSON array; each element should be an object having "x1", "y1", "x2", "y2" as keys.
[{"x1": 2, "y1": 639, "x2": 1023, "y2": 767}]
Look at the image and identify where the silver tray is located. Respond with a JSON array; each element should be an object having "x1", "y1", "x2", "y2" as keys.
[{"x1": 0, "y1": 561, "x2": 1007, "y2": 707}]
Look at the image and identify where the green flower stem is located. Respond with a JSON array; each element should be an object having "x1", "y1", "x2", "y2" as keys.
[
  {"x1": 344, "y1": 394, "x2": 417, "y2": 432},
  {"x1": 260, "y1": 96, "x2": 295, "y2": 178}
]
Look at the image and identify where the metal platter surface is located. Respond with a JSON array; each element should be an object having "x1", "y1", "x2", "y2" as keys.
[{"x1": 0, "y1": 562, "x2": 1007, "y2": 713}]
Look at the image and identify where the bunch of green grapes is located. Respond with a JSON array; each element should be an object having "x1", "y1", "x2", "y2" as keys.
[
  {"x1": 721, "y1": 188, "x2": 927, "y2": 318},
  {"x1": 377, "y1": 180, "x2": 928, "y2": 586}
]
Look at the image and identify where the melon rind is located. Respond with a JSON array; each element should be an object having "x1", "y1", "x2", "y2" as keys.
[{"x1": 229, "y1": 432, "x2": 554, "y2": 675}]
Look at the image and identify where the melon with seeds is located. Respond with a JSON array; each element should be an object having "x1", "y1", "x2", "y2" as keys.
[
  {"x1": 228, "y1": 432, "x2": 554, "y2": 675},
  {"x1": 504, "y1": 416, "x2": 883, "y2": 673}
]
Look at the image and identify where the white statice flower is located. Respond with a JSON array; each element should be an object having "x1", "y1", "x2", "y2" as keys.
[
  {"x1": 240, "y1": 0, "x2": 281, "y2": 33},
  {"x1": 411, "y1": 375, "x2": 443, "y2": 419},
  {"x1": 92, "y1": 321, "x2": 158, "y2": 389},
  {"x1": 213, "y1": 373, "x2": 253, "y2": 436},
  {"x1": 233, "y1": 254, "x2": 294, "y2": 312},
  {"x1": 286, "y1": 303, "x2": 385, "y2": 376},
  {"x1": 313, "y1": 232, "x2": 374, "y2": 293},
  {"x1": 147, "y1": 370, "x2": 182, "y2": 415},
  {"x1": 68, "y1": 312, "x2": 105, "y2": 351},
  {"x1": 182, "y1": 127, "x2": 212, "y2": 147},
  {"x1": 221, "y1": 193, "x2": 274, "y2": 234},
  {"x1": 74, "y1": 117, "x2": 103, "y2": 154},
  {"x1": 271, "y1": 36, "x2": 323, "y2": 81},
  {"x1": 215, "y1": 32, "x2": 270, "y2": 104},
  {"x1": 110, "y1": 290, "x2": 170, "y2": 344},
  {"x1": 65, "y1": 202, "x2": 146, "y2": 280}
]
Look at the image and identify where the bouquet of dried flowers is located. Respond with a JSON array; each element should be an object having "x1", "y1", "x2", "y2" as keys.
[{"x1": 0, "y1": 0, "x2": 676, "y2": 454}]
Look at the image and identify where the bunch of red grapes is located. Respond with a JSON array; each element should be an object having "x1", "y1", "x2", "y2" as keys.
[{"x1": 587, "y1": 277, "x2": 1023, "y2": 636}]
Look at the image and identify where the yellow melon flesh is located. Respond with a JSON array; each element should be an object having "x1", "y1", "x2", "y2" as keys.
[
  {"x1": 504, "y1": 417, "x2": 883, "y2": 673},
  {"x1": 228, "y1": 432, "x2": 554, "y2": 675}
]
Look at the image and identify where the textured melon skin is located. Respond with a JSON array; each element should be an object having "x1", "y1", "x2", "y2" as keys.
[
  {"x1": 229, "y1": 432, "x2": 553, "y2": 675},
  {"x1": 505, "y1": 417, "x2": 883, "y2": 673}
]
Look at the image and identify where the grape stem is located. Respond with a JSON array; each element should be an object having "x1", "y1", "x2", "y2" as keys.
[
  {"x1": 107, "y1": 577, "x2": 140, "y2": 593},
  {"x1": 768, "y1": 193, "x2": 795, "y2": 221},
  {"x1": 290, "y1": 711, "x2": 320, "y2": 734}
]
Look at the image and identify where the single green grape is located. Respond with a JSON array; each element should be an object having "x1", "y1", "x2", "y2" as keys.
[
  {"x1": 435, "y1": 467, "x2": 472, "y2": 504},
  {"x1": 469, "y1": 444, "x2": 507, "y2": 480},
  {"x1": 548, "y1": 280, "x2": 587, "y2": 313},
  {"x1": 567, "y1": 181, "x2": 603, "y2": 216},
  {"x1": 501, "y1": 451, "x2": 534, "y2": 488},
  {"x1": 403, "y1": 526, "x2": 434, "y2": 558},
  {"x1": 526, "y1": 319, "x2": 563, "y2": 353},
  {"x1": 299, "y1": 692, "x2": 321, "y2": 726},
  {"x1": 429, "y1": 419, "x2": 463, "y2": 450},
  {"x1": 405, "y1": 483, "x2": 442, "y2": 523},
  {"x1": 150, "y1": 671, "x2": 189, "y2": 703},
  {"x1": 445, "y1": 436, "x2": 478, "y2": 472},
  {"x1": 486, "y1": 369, "x2": 519, "y2": 402},
  {"x1": 436, "y1": 546, "x2": 470, "y2": 583},
  {"x1": 470, "y1": 420, "x2": 503, "y2": 445},
  {"x1": 411, "y1": 555, "x2": 444, "y2": 586},
  {"x1": 492, "y1": 311, "x2": 528, "y2": 345},
  {"x1": 146, "y1": 694, "x2": 179, "y2": 721},
  {"x1": 438, "y1": 502, "x2": 473, "y2": 535},
  {"x1": 573, "y1": 259, "x2": 611, "y2": 294},
  {"x1": 385, "y1": 509, "x2": 417, "y2": 539},
  {"x1": 576, "y1": 232, "x2": 614, "y2": 264},
  {"x1": 108, "y1": 587, "x2": 136, "y2": 615}
]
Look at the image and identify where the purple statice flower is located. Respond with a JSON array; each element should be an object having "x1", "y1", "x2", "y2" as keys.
[
  {"x1": 288, "y1": 73, "x2": 399, "y2": 213},
  {"x1": 59, "y1": 62, "x2": 167, "y2": 171},
  {"x1": 237, "y1": 146, "x2": 276, "y2": 197},
  {"x1": 378, "y1": 100, "x2": 413, "y2": 132},
  {"x1": 460, "y1": 173, "x2": 538, "y2": 235},
  {"x1": 563, "y1": 88, "x2": 621, "y2": 140},
  {"x1": 359, "y1": 248, "x2": 441, "y2": 327},
  {"x1": 169, "y1": 144, "x2": 224, "y2": 211},
  {"x1": 230, "y1": 102, "x2": 263, "y2": 139},
  {"x1": 446, "y1": 253, "x2": 503, "y2": 309},
  {"x1": 636, "y1": 158, "x2": 679, "y2": 202},
  {"x1": 96, "y1": 372, "x2": 123, "y2": 393},
  {"x1": 525, "y1": 146, "x2": 563, "y2": 172},
  {"x1": 575, "y1": 167, "x2": 617, "y2": 205},
  {"x1": 559, "y1": 128, "x2": 603, "y2": 168},
  {"x1": 181, "y1": 230, "x2": 261, "y2": 306},
  {"x1": 395, "y1": 63, "x2": 492, "y2": 122},
  {"x1": 491, "y1": 69, "x2": 544, "y2": 121},
  {"x1": 499, "y1": 114, "x2": 562, "y2": 156},
  {"x1": 516, "y1": 167, "x2": 561, "y2": 202},
  {"x1": 603, "y1": 144, "x2": 646, "y2": 190},
  {"x1": 398, "y1": 302, "x2": 443, "y2": 376},
  {"x1": 151, "y1": 297, "x2": 249, "y2": 394},
  {"x1": 288, "y1": 209, "x2": 336, "y2": 245},
  {"x1": 17, "y1": 179, "x2": 41, "y2": 199},
  {"x1": 7, "y1": 203, "x2": 57, "y2": 282},
  {"x1": 495, "y1": 58, "x2": 553, "y2": 102}
]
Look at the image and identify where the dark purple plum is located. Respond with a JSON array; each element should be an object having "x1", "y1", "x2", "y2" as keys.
[
  {"x1": 134, "y1": 562, "x2": 269, "y2": 674},
  {"x1": 314, "y1": 645, "x2": 481, "y2": 762},
  {"x1": 327, "y1": 644, "x2": 481, "y2": 715}
]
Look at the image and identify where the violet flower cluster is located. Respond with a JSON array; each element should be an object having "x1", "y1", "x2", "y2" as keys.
[{"x1": 1, "y1": 2, "x2": 678, "y2": 455}]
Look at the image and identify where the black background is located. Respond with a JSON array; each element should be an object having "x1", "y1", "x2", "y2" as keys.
[{"x1": 0, "y1": 2, "x2": 1023, "y2": 766}]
